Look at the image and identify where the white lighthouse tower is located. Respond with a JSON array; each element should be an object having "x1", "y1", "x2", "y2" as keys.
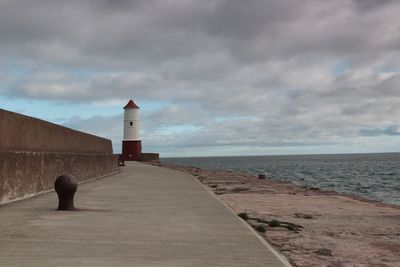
[{"x1": 122, "y1": 99, "x2": 142, "y2": 161}]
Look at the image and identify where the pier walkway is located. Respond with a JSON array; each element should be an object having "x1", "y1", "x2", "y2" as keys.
[{"x1": 0, "y1": 162, "x2": 289, "y2": 266}]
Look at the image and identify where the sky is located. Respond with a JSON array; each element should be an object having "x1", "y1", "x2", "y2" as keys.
[{"x1": 1, "y1": 0, "x2": 400, "y2": 157}]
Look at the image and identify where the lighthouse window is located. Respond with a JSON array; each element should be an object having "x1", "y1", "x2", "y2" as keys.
[{"x1": 129, "y1": 121, "x2": 133, "y2": 126}]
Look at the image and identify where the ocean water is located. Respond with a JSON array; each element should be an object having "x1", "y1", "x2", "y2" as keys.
[{"x1": 161, "y1": 153, "x2": 400, "y2": 206}]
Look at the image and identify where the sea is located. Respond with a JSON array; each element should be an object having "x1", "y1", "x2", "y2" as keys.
[{"x1": 161, "y1": 153, "x2": 400, "y2": 206}]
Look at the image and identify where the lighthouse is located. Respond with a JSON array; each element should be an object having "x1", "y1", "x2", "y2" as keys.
[{"x1": 122, "y1": 99, "x2": 142, "y2": 161}]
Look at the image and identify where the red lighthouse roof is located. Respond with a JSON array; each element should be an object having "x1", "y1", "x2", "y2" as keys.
[{"x1": 123, "y1": 99, "x2": 139, "y2": 109}]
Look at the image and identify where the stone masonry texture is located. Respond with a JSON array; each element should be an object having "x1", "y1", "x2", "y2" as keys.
[{"x1": 0, "y1": 109, "x2": 118, "y2": 204}]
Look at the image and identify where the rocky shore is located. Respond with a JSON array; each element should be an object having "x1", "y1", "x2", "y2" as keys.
[{"x1": 155, "y1": 162, "x2": 400, "y2": 267}]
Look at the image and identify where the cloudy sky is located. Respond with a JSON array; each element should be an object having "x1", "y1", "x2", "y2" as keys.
[{"x1": 1, "y1": 0, "x2": 400, "y2": 157}]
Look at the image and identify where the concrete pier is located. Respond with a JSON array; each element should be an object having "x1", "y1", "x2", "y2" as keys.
[{"x1": 0, "y1": 162, "x2": 290, "y2": 266}]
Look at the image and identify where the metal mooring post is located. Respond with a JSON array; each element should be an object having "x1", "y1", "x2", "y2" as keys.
[{"x1": 54, "y1": 175, "x2": 78, "y2": 211}]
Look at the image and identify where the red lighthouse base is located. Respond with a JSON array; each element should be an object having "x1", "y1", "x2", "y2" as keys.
[{"x1": 122, "y1": 140, "x2": 142, "y2": 161}]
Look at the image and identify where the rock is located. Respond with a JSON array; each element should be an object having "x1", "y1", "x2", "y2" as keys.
[
  {"x1": 228, "y1": 185, "x2": 251, "y2": 193},
  {"x1": 309, "y1": 187, "x2": 320, "y2": 191},
  {"x1": 327, "y1": 261, "x2": 345, "y2": 267},
  {"x1": 258, "y1": 174, "x2": 267, "y2": 179},
  {"x1": 269, "y1": 220, "x2": 280, "y2": 227},
  {"x1": 295, "y1": 212, "x2": 313, "y2": 219},
  {"x1": 325, "y1": 231, "x2": 337, "y2": 237},
  {"x1": 314, "y1": 248, "x2": 333, "y2": 256}
]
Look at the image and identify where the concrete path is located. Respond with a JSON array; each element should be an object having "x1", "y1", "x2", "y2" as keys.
[{"x1": 0, "y1": 162, "x2": 290, "y2": 266}]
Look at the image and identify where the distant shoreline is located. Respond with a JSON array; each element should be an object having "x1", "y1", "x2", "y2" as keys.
[
  {"x1": 161, "y1": 153, "x2": 400, "y2": 206},
  {"x1": 158, "y1": 160, "x2": 400, "y2": 209},
  {"x1": 161, "y1": 151, "x2": 400, "y2": 159}
]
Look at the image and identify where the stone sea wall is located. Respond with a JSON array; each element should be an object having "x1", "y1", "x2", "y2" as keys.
[
  {"x1": 0, "y1": 109, "x2": 118, "y2": 204},
  {"x1": 140, "y1": 153, "x2": 160, "y2": 162},
  {"x1": 0, "y1": 109, "x2": 112, "y2": 154}
]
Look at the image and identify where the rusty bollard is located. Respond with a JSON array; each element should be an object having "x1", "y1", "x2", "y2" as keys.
[{"x1": 55, "y1": 175, "x2": 78, "y2": 211}]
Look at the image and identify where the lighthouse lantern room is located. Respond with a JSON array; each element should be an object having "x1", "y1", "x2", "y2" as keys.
[{"x1": 122, "y1": 99, "x2": 142, "y2": 161}]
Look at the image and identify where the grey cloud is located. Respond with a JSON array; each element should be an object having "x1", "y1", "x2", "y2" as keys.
[
  {"x1": 360, "y1": 126, "x2": 400, "y2": 136},
  {"x1": 1, "y1": 0, "x2": 399, "y2": 66},
  {"x1": 359, "y1": 128, "x2": 384, "y2": 136},
  {"x1": 384, "y1": 126, "x2": 400, "y2": 136},
  {"x1": 204, "y1": 0, "x2": 295, "y2": 40},
  {"x1": 63, "y1": 114, "x2": 122, "y2": 138},
  {"x1": 10, "y1": 71, "x2": 171, "y2": 102},
  {"x1": 63, "y1": 114, "x2": 123, "y2": 152},
  {"x1": 62, "y1": 107, "x2": 350, "y2": 154},
  {"x1": 144, "y1": 105, "x2": 208, "y2": 128},
  {"x1": 353, "y1": 0, "x2": 397, "y2": 11},
  {"x1": 2, "y1": 0, "x2": 400, "y2": 153}
]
